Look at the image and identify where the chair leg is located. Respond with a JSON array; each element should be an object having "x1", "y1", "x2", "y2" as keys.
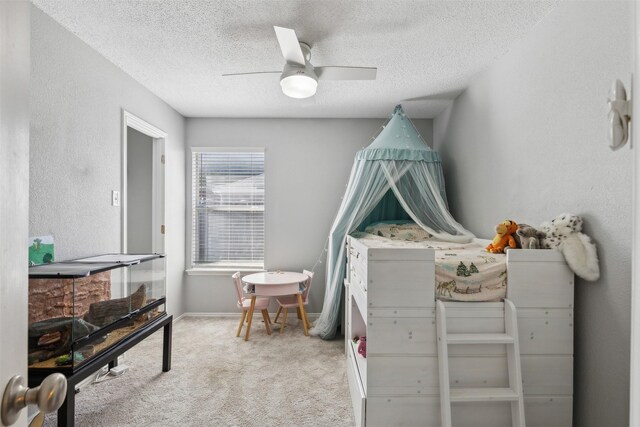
[
  {"x1": 297, "y1": 294, "x2": 309, "y2": 336},
  {"x1": 280, "y1": 308, "x2": 288, "y2": 335},
  {"x1": 262, "y1": 309, "x2": 272, "y2": 335},
  {"x1": 244, "y1": 296, "x2": 256, "y2": 342},
  {"x1": 297, "y1": 307, "x2": 302, "y2": 320},
  {"x1": 274, "y1": 306, "x2": 282, "y2": 323},
  {"x1": 236, "y1": 310, "x2": 247, "y2": 337}
]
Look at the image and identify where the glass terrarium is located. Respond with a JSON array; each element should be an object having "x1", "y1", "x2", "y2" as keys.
[{"x1": 27, "y1": 254, "x2": 166, "y2": 372}]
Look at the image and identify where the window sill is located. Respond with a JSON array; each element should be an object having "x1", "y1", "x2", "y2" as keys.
[{"x1": 185, "y1": 267, "x2": 266, "y2": 276}]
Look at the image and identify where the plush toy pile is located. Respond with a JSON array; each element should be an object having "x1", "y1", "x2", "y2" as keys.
[{"x1": 486, "y1": 214, "x2": 600, "y2": 281}]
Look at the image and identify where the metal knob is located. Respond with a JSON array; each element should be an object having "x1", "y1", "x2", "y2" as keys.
[{"x1": 1, "y1": 373, "x2": 67, "y2": 426}]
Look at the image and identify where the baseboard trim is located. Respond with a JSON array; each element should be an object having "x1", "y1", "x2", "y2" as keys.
[
  {"x1": 180, "y1": 312, "x2": 320, "y2": 320},
  {"x1": 181, "y1": 312, "x2": 239, "y2": 318},
  {"x1": 173, "y1": 313, "x2": 187, "y2": 323}
]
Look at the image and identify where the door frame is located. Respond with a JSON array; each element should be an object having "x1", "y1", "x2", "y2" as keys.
[
  {"x1": 0, "y1": 2, "x2": 30, "y2": 426},
  {"x1": 121, "y1": 110, "x2": 167, "y2": 255},
  {"x1": 631, "y1": 2, "x2": 639, "y2": 425}
]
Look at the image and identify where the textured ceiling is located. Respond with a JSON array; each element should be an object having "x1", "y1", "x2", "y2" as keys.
[{"x1": 33, "y1": 0, "x2": 558, "y2": 118}]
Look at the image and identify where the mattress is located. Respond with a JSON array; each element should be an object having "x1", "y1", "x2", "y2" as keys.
[{"x1": 350, "y1": 232, "x2": 507, "y2": 302}]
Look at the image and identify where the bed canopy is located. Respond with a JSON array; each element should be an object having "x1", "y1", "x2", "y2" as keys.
[{"x1": 310, "y1": 105, "x2": 474, "y2": 339}]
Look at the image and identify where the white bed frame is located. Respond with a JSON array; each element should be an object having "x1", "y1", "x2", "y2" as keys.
[{"x1": 344, "y1": 235, "x2": 574, "y2": 427}]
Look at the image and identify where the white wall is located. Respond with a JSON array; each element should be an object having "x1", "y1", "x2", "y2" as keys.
[
  {"x1": 433, "y1": 2, "x2": 633, "y2": 425},
  {"x1": 185, "y1": 118, "x2": 433, "y2": 314},
  {"x1": 127, "y1": 127, "x2": 153, "y2": 254},
  {"x1": 30, "y1": 6, "x2": 186, "y2": 317}
]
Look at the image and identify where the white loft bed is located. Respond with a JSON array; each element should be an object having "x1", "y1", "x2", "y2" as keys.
[{"x1": 344, "y1": 234, "x2": 574, "y2": 427}]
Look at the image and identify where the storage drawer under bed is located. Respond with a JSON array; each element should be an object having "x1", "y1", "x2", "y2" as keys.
[{"x1": 366, "y1": 396, "x2": 572, "y2": 427}]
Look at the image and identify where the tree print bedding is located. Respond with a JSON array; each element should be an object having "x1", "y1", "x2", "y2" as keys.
[{"x1": 351, "y1": 231, "x2": 508, "y2": 302}]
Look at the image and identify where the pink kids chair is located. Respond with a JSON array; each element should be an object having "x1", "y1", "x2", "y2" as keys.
[
  {"x1": 232, "y1": 272, "x2": 272, "y2": 337},
  {"x1": 273, "y1": 270, "x2": 313, "y2": 335}
]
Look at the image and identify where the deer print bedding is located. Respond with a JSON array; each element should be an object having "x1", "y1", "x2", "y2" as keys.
[
  {"x1": 432, "y1": 243, "x2": 507, "y2": 302},
  {"x1": 351, "y1": 231, "x2": 508, "y2": 302}
]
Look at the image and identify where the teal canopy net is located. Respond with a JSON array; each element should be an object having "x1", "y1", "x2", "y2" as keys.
[{"x1": 310, "y1": 105, "x2": 473, "y2": 339}]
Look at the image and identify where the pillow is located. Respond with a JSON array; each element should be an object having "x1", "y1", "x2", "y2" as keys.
[{"x1": 364, "y1": 222, "x2": 431, "y2": 241}]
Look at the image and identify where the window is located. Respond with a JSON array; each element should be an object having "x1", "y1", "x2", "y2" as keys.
[{"x1": 191, "y1": 148, "x2": 264, "y2": 270}]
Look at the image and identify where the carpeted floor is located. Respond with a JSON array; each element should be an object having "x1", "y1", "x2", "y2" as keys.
[{"x1": 44, "y1": 316, "x2": 354, "y2": 427}]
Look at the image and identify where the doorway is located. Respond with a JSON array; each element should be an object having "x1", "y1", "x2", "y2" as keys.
[
  {"x1": 121, "y1": 110, "x2": 167, "y2": 256},
  {"x1": 127, "y1": 127, "x2": 154, "y2": 253}
]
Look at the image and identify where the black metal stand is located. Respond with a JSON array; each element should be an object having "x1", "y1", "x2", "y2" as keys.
[{"x1": 29, "y1": 314, "x2": 173, "y2": 427}]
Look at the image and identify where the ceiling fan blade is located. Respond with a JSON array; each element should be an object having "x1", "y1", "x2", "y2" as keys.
[
  {"x1": 222, "y1": 71, "x2": 281, "y2": 77},
  {"x1": 273, "y1": 26, "x2": 306, "y2": 66},
  {"x1": 315, "y1": 66, "x2": 377, "y2": 80}
]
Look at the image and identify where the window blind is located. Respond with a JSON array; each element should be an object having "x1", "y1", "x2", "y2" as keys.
[{"x1": 191, "y1": 149, "x2": 265, "y2": 269}]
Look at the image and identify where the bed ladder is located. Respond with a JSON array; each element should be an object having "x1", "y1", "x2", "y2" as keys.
[{"x1": 436, "y1": 299, "x2": 526, "y2": 427}]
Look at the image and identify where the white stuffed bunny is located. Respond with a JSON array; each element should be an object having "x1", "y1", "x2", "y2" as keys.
[{"x1": 539, "y1": 213, "x2": 600, "y2": 281}]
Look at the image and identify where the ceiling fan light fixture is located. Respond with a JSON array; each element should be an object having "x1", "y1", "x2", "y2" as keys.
[
  {"x1": 223, "y1": 27, "x2": 377, "y2": 98},
  {"x1": 280, "y1": 66, "x2": 318, "y2": 99},
  {"x1": 280, "y1": 74, "x2": 317, "y2": 98}
]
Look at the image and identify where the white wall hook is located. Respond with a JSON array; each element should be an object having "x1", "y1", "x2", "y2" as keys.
[{"x1": 608, "y1": 78, "x2": 632, "y2": 151}]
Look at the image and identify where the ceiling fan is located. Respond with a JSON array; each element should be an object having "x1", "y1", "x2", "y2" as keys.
[{"x1": 223, "y1": 26, "x2": 377, "y2": 99}]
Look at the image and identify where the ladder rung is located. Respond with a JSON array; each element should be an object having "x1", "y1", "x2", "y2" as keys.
[
  {"x1": 450, "y1": 387, "x2": 519, "y2": 402},
  {"x1": 447, "y1": 333, "x2": 514, "y2": 345}
]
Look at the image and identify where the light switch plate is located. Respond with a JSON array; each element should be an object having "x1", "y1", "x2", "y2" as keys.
[{"x1": 112, "y1": 190, "x2": 120, "y2": 207}]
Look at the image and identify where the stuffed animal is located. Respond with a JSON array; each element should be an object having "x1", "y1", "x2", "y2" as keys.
[
  {"x1": 514, "y1": 224, "x2": 546, "y2": 249},
  {"x1": 486, "y1": 220, "x2": 518, "y2": 253},
  {"x1": 539, "y1": 213, "x2": 599, "y2": 281},
  {"x1": 357, "y1": 336, "x2": 367, "y2": 358}
]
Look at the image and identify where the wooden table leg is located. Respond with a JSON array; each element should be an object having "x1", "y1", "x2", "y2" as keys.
[
  {"x1": 262, "y1": 309, "x2": 272, "y2": 335},
  {"x1": 244, "y1": 296, "x2": 256, "y2": 341},
  {"x1": 297, "y1": 294, "x2": 309, "y2": 336}
]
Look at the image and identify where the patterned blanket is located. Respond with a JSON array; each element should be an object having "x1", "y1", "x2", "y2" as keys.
[{"x1": 351, "y1": 232, "x2": 507, "y2": 302}]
